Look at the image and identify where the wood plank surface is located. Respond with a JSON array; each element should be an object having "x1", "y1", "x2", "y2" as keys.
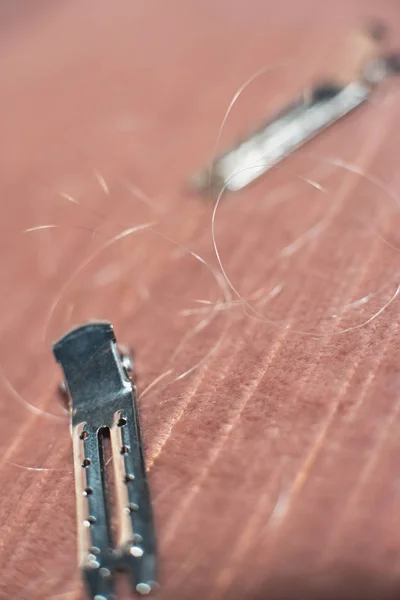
[{"x1": 0, "y1": 1, "x2": 400, "y2": 598}]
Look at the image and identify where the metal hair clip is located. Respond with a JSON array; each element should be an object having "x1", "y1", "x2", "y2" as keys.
[
  {"x1": 53, "y1": 322, "x2": 157, "y2": 599},
  {"x1": 191, "y1": 30, "x2": 400, "y2": 196}
]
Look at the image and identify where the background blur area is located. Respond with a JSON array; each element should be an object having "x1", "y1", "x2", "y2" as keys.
[{"x1": 0, "y1": 1, "x2": 400, "y2": 599}]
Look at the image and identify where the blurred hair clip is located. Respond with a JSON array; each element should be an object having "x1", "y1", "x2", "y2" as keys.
[
  {"x1": 53, "y1": 321, "x2": 157, "y2": 599},
  {"x1": 191, "y1": 24, "x2": 400, "y2": 197}
]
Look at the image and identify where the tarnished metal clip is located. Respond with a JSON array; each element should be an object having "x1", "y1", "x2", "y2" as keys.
[{"x1": 53, "y1": 322, "x2": 157, "y2": 599}]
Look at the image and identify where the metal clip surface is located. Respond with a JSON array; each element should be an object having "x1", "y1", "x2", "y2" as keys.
[{"x1": 53, "y1": 322, "x2": 157, "y2": 599}]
